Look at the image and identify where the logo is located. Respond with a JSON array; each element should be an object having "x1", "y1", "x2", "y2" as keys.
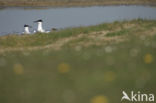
[{"x1": 121, "y1": 91, "x2": 154, "y2": 102}]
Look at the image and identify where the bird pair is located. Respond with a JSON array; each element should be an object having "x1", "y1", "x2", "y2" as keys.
[{"x1": 23, "y1": 19, "x2": 50, "y2": 34}]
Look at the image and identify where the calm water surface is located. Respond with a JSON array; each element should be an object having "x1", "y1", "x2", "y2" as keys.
[{"x1": 0, "y1": 5, "x2": 156, "y2": 35}]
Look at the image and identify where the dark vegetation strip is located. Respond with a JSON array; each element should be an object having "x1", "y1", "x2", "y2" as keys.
[{"x1": 0, "y1": 0, "x2": 156, "y2": 7}]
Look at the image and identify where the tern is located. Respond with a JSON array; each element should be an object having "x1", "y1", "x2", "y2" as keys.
[
  {"x1": 23, "y1": 24, "x2": 31, "y2": 34},
  {"x1": 34, "y1": 19, "x2": 50, "y2": 33}
]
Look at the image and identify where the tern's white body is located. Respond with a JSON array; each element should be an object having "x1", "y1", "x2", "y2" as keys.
[
  {"x1": 37, "y1": 22, "x2": 45, "y2": 33},
  {"x1": 24, "y1": 27, "x2": 30, "y2": 34}
]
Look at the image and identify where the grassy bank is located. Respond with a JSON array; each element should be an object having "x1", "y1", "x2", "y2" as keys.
[
  {"x1": 0, "y1": 20, "x2": 156, "y2": 103},
  {"x1": 0, "y1": 0, "x2": 156, "y2": 7},
  {"x1": 0, "y1": 19, "x2": 156, "y2": 52}
]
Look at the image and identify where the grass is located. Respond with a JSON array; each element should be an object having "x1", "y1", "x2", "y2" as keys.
[
  {"x1": 0, "y1": 19, "x2": 156, "y2": 50},
  {"x1": 0, "y1": 19, "x2": 156, "y2": 103},
  {"x1": 0, "y1": 0, "x2": 156, "y2": 7},
  {"x1": 0, "y1": 23, "x2": 110, "y2": 49},
  {"x1": 106, "y1": 29, "x2": 130, "y2": 37}
]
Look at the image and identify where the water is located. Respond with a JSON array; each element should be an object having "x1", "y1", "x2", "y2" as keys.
[{"x1": 0, "y1": 5, "x2": 156, "y2": 35}]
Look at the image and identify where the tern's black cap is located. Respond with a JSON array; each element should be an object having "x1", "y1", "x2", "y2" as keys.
[
  {"x1": 34, "y1": 19, "x2": 43, "y2": 22},
  {"x1": 24, "y1": 24, "x2": 29, "y2": 27},
  {"x1": 24, "y1": 25, "x2": 31, "y2": 28}
]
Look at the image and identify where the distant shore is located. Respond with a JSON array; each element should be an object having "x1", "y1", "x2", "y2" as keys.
[{"x1": 0, "y1": 0, "x2": 156, "y2": 7}]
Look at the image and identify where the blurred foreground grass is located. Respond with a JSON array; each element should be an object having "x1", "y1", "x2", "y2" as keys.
[{"x1": 0, "y1": 19, "x2": 156, "y2": 103}]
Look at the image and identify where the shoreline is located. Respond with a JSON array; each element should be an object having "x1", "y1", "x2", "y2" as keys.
[{"x1": 0, "y1": 0, "x2": 156, "y2": 7}]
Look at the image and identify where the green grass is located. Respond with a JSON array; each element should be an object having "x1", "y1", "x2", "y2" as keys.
[
  {"x1": 0, "y1": 19, "x2": 156, "y2": 103},
  {"x1": 106, "y1": 29, "x2": 130, "y2": 37},
  {"x1": 0, "y1": 23, "x2": 110, "y2": 48},
  {"x1": 1, "y1": 19, "x2": 156, "y2": 49}
]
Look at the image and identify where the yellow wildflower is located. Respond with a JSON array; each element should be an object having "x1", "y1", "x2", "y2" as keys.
[
  {"x1": 13, "y1": 63, "x2": 24, "y2": 75},
  {"x1": 104, "y1": 71, "x2": 116, "y2": 82},
  {"x1": 58, "y1": 63, "x2": 70, "y2": 73},
  {"x1": 144, "y1": 54, "x2": 153, "y2": 64},
  {"x1": 91, "y1": 95, "x2": 109, "y2": 103}
]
